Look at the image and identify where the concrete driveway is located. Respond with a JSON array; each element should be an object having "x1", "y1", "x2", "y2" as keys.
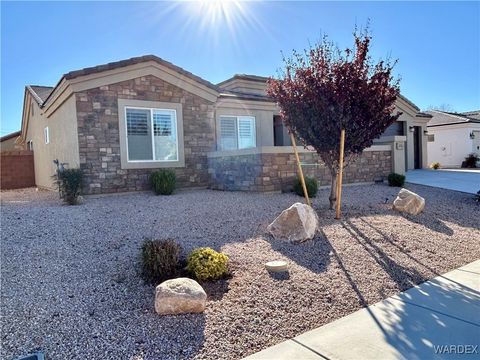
[{"x1": 406, "y1": 169, "x2": 480, "y2": 194}]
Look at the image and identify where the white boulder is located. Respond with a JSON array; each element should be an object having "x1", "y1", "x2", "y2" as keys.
[
  {"x1": 267, "y1": 202, "x2": 319, "y2": 243},
  {"x1": 393, "y1": 188, "x2": 425, "y2": 215},
  {"x1": 155, "y1": 277, "x2": 207, "y2": 315}
]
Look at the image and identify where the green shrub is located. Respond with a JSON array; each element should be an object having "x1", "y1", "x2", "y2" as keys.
[
  {"x1": 186, "y1": 247, "x2": 229, "y2": 281},
  {"x1": 293, "y1": 176, "x2": 318, "y2": 198},
  {"x1": 141, "y1": 239, "x2": 182, "y2": 284},
  {"x1": 387, "y1": 173, "x2": 405, "y2": 187},
  {"x1": 463, "y1": 153, "x2": 479, "y2": 168},
  {"x1": 430, "y1": 162, "x2": 441, "y2": 170},
  {"x1": 150, "y1": 170, "x2": 176, "y2": 195},
  {"x1": 55, "y1": 168, "x2": 84, "y2": 205}
]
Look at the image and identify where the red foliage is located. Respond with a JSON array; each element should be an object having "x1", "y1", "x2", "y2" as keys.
[{"x1": 266, "y1": 29, "x2": 401, "y2": 175}]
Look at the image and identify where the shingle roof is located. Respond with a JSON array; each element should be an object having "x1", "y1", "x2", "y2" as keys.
[
  {"x1": 219, "y1": 90, "x2": 273, "y2": 102},
  {"x1": 27, "y1": 85, "x2": 54, "y2": 105},
  {"x1": 0, "y1": 130, "x2": 21, "y2": 142},
  {"x1": 426, "y1": 110, "x2": 480, "y2": 127},
  {"x1": 217, "y1": 74, "x2": 270, "y2": 86},
  {"x1": 462, "y1": 110, "x2": 480, "y2": 120},
  {"x1": 63, "y1": 55, "x2": 219, "y2": 92}
]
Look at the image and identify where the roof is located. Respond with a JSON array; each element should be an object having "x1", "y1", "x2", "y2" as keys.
[
  {"x1": 219, "y1": 90, "x2": 273, "y2": 102},
  {"x1": 217, "y1": 74, "x2": 270, "y2": 87},
  {"x1": 63, "y1": 55, "x2": 219, "y2": 92},
  {"x1": 27, "y1": 85, "x2": 54, "y2": 105},
  {"x1": 0, "y1": 130, "x2": 21, "y2": 142},
  {"x1": 426, "y1": 110, "x2": 480, "y2": 127},
  {"x1": 462, "y1": 110, "x2": 480, "y2": 120}
]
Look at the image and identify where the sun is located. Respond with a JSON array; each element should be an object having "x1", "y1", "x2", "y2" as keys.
[{"x1": 195, "y1": 0, "x2": 245, "y2": 27}]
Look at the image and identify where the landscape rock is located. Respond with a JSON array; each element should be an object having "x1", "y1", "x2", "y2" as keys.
[
  {"x1": 393, "y1": 188, "x2": 425, "y2": 215},
  {"x1": 267, "y1": 202, "x2": 319, "y2": 242},
  {"x1": 155, "y1": 278, "x2": 207, "y2": 315}
]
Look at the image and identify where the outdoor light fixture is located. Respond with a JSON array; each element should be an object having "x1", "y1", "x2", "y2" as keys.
[
  {"x1": 470, "y1": 131, "x2": 475, "y2": 139},
  {"x1": 409, "y1": 126, "x2": 415, "y2": 132},
  {"x1": 423, "y1": 130, "x2": 429, "y2": 135}
]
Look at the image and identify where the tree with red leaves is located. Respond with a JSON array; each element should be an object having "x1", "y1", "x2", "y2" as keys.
[{"x1": 267, "y1": 28, "x2": 401, "y2": 209}]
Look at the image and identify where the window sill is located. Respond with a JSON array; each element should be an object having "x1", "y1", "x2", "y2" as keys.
[{"x1": 121, "y1": 159, "x2": 185, "y2": 169}]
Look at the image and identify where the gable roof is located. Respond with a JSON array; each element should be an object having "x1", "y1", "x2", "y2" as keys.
[
  {"x1": 461, "y1": 110, "x2": 480, "y2": 120},
  {"x1": 426, "y1": 110, "x2": 480, "y2": 127},
  {"x1": 27, "y1": 85, "x2": 54, "y2": 105},
  {"x1": 0, "y1": 130, "x2": 21, "y2": 142}
]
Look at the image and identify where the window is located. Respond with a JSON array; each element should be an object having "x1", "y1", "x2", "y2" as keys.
[
  {"x1": 27, "y1": 140, "x2": 33, "y2": 151},
  {"x1": 44, "y1": 127, "x2": 49, "y2": 144},
  {"x1": 125, "y1": 107, "x2": 178, "y2": 162},
  {"x1": 219, "y1": 116, "x2": 256, "y2": 150}
]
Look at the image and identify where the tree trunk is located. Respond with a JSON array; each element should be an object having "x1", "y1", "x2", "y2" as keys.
[{"x1": 329, "y1": 173, "x2": 337, "y2": 210}]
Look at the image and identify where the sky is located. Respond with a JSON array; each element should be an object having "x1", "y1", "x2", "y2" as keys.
[{"x1": 1, "y1": 1, "x2": 479, "y2": 135}]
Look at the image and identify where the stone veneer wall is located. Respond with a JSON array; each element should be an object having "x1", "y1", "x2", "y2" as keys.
[
  {"x1": 76, "y1": 75, "x2": 215, "y2": 194},
  {"x1": 208, "y1": 150, "x2": 392, "y2": 192}
]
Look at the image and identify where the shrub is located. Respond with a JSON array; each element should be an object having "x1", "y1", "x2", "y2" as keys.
[
  {"x1": 55, "y1": 168, "x2": 83, "y2": 205},
  {"x1": 186, "y1": 247, "x2": 229, "y2": 281},
  {"x1": 387, "y1": 173, "x2": 405, "y2": 187},
  {"x1": 475, "y1": 190, "x2": 480, "y2": 203},
  {"x1": 430, "y1": 162, "x2": 441, "y2": 170},
  {"x1": 141, "y1": 239, "x2": 182, "y2": 284},
  {"x1": 293, "y1": 176, "x2": 318, "y2": 198},
  {"x1": 150, "y1": 170, "x2": 176, "y2": 195},
  {"x1": 463, "y1": 153, "x2": 479, "y2": 168}
]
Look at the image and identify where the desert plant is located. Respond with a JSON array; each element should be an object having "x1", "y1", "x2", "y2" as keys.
[
  {"x1": 430, "y1": 162, "x2": 441, "y2": 170},
  {"x1": 387, "y1": 173, "x2": 405, "y2": 187},
  {"x1": 463, "y1": 153, "x2": 479, "y2": 168},
  {"x1": 150, "y1": 169, "x2": 176, "y2": 195},
  {"x1": 141, "y1": 239, "x2": 182, "y2": 284},
  {"x1": 186, "y1": 247, "x2": 229, "y2": 281},
  {"x1": 293, "y1": 176, "x2": 318, "y2": 198},
  {"x1": 54, "y1": 168, "x2": 83, "y2": 205}
]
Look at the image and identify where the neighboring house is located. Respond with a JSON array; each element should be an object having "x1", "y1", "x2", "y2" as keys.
[
  {"x1": 17, "y1": 55, "x2": 431, "y2": 194},
  {"x1": 426, "y1": 110, "x2": 480, "y2": 167},
  {"x1": 0, "y1": 131, "x2": 22, "y2": 152}
]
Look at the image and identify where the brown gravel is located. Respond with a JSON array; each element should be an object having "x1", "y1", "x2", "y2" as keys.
[{"x1": 1, "y1": 184, "x2": 479, "y2": 360}]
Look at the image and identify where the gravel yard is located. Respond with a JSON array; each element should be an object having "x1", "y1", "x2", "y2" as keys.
[{"x1": 1, "y1": 184, "x2": 479, "y2": 360}]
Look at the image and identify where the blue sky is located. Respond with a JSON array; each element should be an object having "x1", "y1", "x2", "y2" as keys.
[{"x1": 1, "y1": 1, "x2": 479, "y2": 135}]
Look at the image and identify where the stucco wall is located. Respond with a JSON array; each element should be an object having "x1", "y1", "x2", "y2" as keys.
[
  {"x1": 427, "y1": 124, "x2": 480, "y2": 167},
  {"x1": 0, "y1": 136, "x2": 20, "y2": 152},
  {"x1": 76, "y1": 75, "x2": 216, "y2": 194},
  {"x1": 25, "y1": 95, "x2": 80, "y2": 189}
]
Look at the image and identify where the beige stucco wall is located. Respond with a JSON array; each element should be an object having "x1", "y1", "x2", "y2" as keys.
[
  {"x1": 0, "y1": 136, "x2": 20, "y2": 152},
  {"x1": 25, "y1": 95, "x2": 80, "y2": 189}
]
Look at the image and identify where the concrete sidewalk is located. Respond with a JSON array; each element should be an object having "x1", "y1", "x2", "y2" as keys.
[
  {"x1": 405, "y1": 169, "x2": 480, "y2": 194},
  {"x1": 245, "y1": 260, "x2": 480, "y2": 360}
]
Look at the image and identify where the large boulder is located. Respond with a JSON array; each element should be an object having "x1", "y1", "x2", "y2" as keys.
[
  {"x1": 267, "y1": 202, "x2": 319, "y2": 243},
  {"x1": 393, "y1": 188, "x2": 425, "y2": 215},
  {"x1": 155, "y1": 278, "x2": 207, "y2": 315}
]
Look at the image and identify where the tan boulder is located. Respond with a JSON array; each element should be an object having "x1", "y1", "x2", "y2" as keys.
[
  {"x1": 155, "y1": 278, "x2": 207, "y2": 315},
  {"x1": 267, "y1": 202, "x2": 319, "y2": 243},
  {"x1": 393, "y1": 188, "x2": 425, "y2": 215}
]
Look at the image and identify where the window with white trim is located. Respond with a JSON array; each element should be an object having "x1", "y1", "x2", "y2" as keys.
[
  {"x1": 44, "y1": 127, "x2": 49, "y2": 144},
  {"x1": 125, "y1": 107, "x2": 178, "y2": 162},
  {"x1": 219, "y1": 116, "x2": 256, "y2": 150}
]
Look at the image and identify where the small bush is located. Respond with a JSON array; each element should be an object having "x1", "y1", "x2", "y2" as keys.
[
  {"x1": 293, "y1": 176, "x2": 318, "y2": 198},
  {"x1": 430, "y1": 162, "x2": 441, "y2": 170},
  {"x1": 186, "y1": 247, "x2": 229, "y2": 281},
  {"x1": 150, "y1": 170, "x2": 176, "y2": 195},
  {"x1": 55, "y1": 168, "x2": 84, "y2": 205},
  {"x1": 387, "y1": 173, "x2": 405, "y2": 187},
  {"x1": 475, "y1": 190, "x2": 480, "y2": 203},
  {"x1": 141, "y1": 239, "x2": 182, "y2": 284},
  {"x1": 463, "y1": 153, "x2": 479, "y2": 168}
]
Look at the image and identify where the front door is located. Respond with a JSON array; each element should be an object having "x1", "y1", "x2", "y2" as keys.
[
  {"x1": 473, "y1": 130, "x2": 480, "y2": 153},
  {"x1": 413, "y1": 126, "x2": 422, "y2": 169}
]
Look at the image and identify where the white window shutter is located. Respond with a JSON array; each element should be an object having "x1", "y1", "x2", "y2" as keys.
[
  {"x1": 237, "y1": 116, "x2": 256, "y2": 149},
  {"x1": 220, "y1": 117, "x2": 237, "y2": 150}
]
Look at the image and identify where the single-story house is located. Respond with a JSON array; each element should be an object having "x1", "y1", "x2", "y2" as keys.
[
  {"x1": 17, "y1": 55, "x2": 431, "y2": 194},
  {"x1": 427, "y1": 110, "x2": 480, "y2": 167},
  {"x1": 0, "y1": 131, "x2": 21, "y2": 152}
]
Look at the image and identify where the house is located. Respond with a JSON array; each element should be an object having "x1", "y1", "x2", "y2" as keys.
[
  {"x1": 0, "y1": 131, "x2": 21, "y2": 152},
  {"x1": 426, "y1": 110, "x2": 480, "y2": 167},
  {"x1": 17, "y1": 55, "x2": 431, "y2": 194}
]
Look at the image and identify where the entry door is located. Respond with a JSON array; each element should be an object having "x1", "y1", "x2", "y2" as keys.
[
  {"x1": 413, "y1": 126, "x2": 422, "y2": 169},
  {"x1": 473, "y1": 131, "x2": 480, "y2": 153}
]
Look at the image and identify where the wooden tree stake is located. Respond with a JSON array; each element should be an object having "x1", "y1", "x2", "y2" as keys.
[
  {"x1": 335, "y1": 129, "x2": 346, "y2": 219},
  {"x1": 290, "y1": 133, "x2": 311, "y2": 207}
]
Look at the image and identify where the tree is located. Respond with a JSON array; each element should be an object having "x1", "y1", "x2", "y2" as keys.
[
  {"x1": 267, "y1": 28, "x2": 401, "y2": 209},
  {"x1": 426, "y1": 103, "x2": 456, "y2": 113}
]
